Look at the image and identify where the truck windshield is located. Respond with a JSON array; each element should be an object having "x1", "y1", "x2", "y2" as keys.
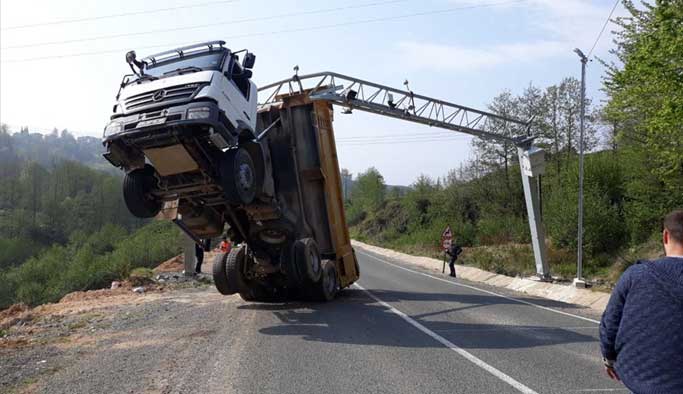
[{"x1": 143, "y1": 51, "x2": 225, "y2": 78}]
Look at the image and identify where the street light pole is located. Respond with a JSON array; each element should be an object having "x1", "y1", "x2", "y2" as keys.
[{"x1": 573, "y1": 48, "x2": 587, "y2": 288}]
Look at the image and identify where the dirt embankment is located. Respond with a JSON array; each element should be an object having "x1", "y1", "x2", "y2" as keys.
[{"x1": 0, "y1": 253, "x2": 221, "y2": 394}]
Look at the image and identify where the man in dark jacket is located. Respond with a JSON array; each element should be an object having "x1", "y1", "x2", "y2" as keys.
[
  {"x1": 599, "y1": 210, "x2": 683, "y2": 393},
  {"x1": 446, "y1": 241, "x2": 462, "y2": 278}
]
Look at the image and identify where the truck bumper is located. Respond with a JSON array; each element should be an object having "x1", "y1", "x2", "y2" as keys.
[{"x1": 103, "y1": 101, "x2": 237, "y2": 147}]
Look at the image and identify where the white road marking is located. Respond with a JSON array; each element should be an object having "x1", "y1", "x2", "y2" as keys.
[
  {"x1": 354, "y1": 283, "x2": 539, "y2": 394},
  {"x1": 432, "y1": 326, "x2": 598, "y2": 332},
  {"x1": 357, "y1": 250, "x2": 602, "y2": 325}
]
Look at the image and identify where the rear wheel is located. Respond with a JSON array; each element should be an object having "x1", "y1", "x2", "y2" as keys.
[
  {"x1": 239, "y1": 283, "x2": 279, "y2": 302},
  {"x1": 294, "y1": 238, "x2": 322, "y2": 283},
  {"x1": 220, "y1": 147, "x2": 258, "y2": 205},
  {"x1": 212, "y1": 247, "x2": 246, "y2": 295},
  {"x1": 313, "y1": 261, "x2": 339, "y2": 302},
  {"x1": 122, "y1": 164, "x2": 161, "y2": 218}
]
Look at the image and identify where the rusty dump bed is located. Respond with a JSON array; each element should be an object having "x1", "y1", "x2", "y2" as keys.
[{"x1": 256, "y1": 94, "x2": 358, "y2": 287}]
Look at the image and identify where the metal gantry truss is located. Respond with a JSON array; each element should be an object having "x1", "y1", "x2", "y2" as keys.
[
  {"x1": 258, "y1": 71, "x2": 535, "y2": 147},
  {"x1": 258, "y1": 71, "x2": 549, "y2": 279}
]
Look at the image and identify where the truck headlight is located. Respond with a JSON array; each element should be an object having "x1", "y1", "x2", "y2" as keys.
[
  {"x1": 103, "y1": 121, "x2": 123, "y2": 137},
  {"x1": 187, "y1": 107, "x2": 211, "y2": 120}
]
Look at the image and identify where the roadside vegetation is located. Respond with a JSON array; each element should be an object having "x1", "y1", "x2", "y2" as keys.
[
  {"x1": 0, "y1": 130, "x2": 182, "y2": 309},
  {"x1": 348, "y1": 2, "x2": 681, "y2": 286},
  {"x1": 0, "y1": 221, "x2": 181, "y2": 309}
]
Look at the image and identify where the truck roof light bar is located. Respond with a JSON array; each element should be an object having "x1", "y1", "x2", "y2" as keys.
[
  {"x1": 258, "y1": 71, "x2": 534, "y2": 146},
  {"x1": 143, "y1": 40, "x2": 226, "y2": 64}
]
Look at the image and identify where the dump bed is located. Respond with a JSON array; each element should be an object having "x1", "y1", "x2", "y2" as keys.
[{"x1": 256, "y1": 94, "x2": 358, "y2": 287}]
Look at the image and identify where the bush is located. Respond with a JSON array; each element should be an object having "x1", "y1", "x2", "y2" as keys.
[
  {"x1": 0, "y1": 237, "x2": 42, "y2": 270},
  {"x1": 129, "y1": 267, "x2": 155, "y2": 286}
]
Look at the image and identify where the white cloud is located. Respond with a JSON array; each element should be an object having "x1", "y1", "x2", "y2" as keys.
[{"x1": 398, "y1": 40, "x2": 566, "y2": 71}]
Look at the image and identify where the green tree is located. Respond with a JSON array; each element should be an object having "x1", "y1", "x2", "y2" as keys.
[{"x1": 603, "y1": 0, "x2": 683, "y2": 205}]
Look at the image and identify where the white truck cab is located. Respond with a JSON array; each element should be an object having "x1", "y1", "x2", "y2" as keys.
[
  {"x1": 104, "y1": 41, "x2": 257, "y2": 149},
  {"x1": 102, "y1": 41, "x2": 265, "y2": 235}
]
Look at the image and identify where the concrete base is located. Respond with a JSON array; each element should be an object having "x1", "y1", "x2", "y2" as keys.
[
  {"x1": 183, "y1": 234, "x2": 197, "y2": 277},
  {"x1": 573, "y1": 278, "x2": 588, "y2": 288}
]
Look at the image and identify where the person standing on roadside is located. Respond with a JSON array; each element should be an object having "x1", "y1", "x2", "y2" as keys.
[
  {"x1": 599, "y1": 210, "x2": 683, "y2": 394},
  {"x1": 194, "y1": 239, "x2": 211, "y2": 274},
  {"x1": 219, "y1": 236, "x2": 232, "y2": 253},
  {"x1": 446, "y1": 240, "x2": 462, "y2": 278}
]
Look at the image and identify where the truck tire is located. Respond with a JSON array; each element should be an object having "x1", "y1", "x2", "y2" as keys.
[
  {"x1": 212, "y1": 252, "x2": 231, "y2": 295},
  {"x1": 282, "y1": 243, "x2": 304, "y2": 289},
  {"x1": 239, "y1": 283, "x2": 278, "y2": 302},
  {"x1": 294, "y1": 238, "x2": 322, "y2": 283},
  {"x1": 226, "y1": 246, "x2": 247, "y2": 294},
  {"x1": 212, "y1": 247, "x2": 245, "y2": 295},
  {"x1": 313, "y1": 261, "x2": 339, "y2": 302},
  {"x1": 220, "y1": 147, "x2": 258, "y2": 205},
  {"x1": 123, "y1": 164, "x2": 161, "y2": 218}
]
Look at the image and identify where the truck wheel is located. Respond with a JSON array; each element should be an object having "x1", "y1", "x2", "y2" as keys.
[
  {"x1": 220, "y1": 147, "x2": 257, "y2": 205},
  {"x1": 212, "y1": 247, "x2": 245, "y2": 295},
  {"x1": 282, "y1": 243, "x2": 304, "y2": 289},
  {"x1": 239, "y1": 284, "x2": 278, "y2": 302},
  {"x1": 313, "y1": 261, "x2": 339, "y2": 302},
  {"x1": 295, "y1": 238, "x2": 322, "y2": 283},
  {"x1": 226, "y1": 246, "x2": 248, "y2": 294},
  {"x1": 123, "y1": 164, "x2": 161, "y2": 218},
  {"x1": 212, "y1": 252, "x2": 232, "y2": 295}
]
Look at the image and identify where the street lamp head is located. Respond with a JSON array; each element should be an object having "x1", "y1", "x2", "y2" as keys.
[{"x1": 573, "y1": 48, "x2": 587, "y2": 63}]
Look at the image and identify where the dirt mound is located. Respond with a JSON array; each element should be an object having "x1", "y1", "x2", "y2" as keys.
[
  {"x1": 0, "y1": 303, "x2": 32, "y2": 330},
  {"x1": 154, "y1": 254, "x2": 184, "y2": 273},
  {"x1": 59, "y1": 285, "x2": 132, "y2": 304}
]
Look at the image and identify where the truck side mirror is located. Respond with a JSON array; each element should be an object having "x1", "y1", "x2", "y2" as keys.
[{"x1": 242, "y1": 52, "x2": 256, "y2": 69}]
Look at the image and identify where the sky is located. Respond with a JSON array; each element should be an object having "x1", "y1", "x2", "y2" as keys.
[{"x1": 0, "y1": 0, "x2": 626, "y2": 185}]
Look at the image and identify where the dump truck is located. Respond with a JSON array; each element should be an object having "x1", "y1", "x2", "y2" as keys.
[{"x1": 102, "y1": 41, "x2": 359, "y2": 302}]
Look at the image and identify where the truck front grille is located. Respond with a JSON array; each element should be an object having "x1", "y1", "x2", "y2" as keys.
[{"x1": 124, "y1": 84, "x2": 201, "y2": 112}]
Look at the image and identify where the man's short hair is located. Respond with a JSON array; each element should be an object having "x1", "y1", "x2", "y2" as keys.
[{"x1": 663, "y1": 210, "x2": 683, "y2": 244}]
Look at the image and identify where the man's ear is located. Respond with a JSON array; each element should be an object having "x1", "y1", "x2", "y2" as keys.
[{"x1": 663, "y1": 229, "x2": 670, "y2": 246}]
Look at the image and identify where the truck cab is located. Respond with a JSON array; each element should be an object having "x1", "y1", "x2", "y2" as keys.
[{"x1": 104, "y1": 41, "x2": 257, "y2": 149}]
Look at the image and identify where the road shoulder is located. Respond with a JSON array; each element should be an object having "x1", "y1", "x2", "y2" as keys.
[{"x1": 352, "y1": 240, "x2": 611, "y2": 313}]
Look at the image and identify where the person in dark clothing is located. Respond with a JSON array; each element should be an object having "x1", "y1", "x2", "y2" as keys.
[
  {"x1": 446, "y1": 241, "x2": 462, "y2": 277},
  {"x1": 599, "y1": 210, "x2": 683, "y2": 394},
  {"x1": 194, "y1": 239, "x2": 211, "y2": 274}
]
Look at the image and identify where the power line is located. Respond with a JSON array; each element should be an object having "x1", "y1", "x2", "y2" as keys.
[
  {"x1": 587, "y1": 0, "x2": 620, "y2": 58},
  {"x1": 2, "y1": 0, "x2": 408, "y2": 50},
  {"x1": 1, "y1": 0, "x2": 528, "y2": 64},
  {"x1": 1, "y1": 0, "x2": 239, "y2": 31}
]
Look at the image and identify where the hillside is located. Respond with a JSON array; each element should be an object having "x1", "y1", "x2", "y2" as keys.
[{"x1": 0, "y1": 125, "x2": 108, "y2": 171}]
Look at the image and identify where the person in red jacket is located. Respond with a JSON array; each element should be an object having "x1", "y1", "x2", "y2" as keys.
[{"x1": 219, "y1": 236, "x2": 232, "y2": 253}]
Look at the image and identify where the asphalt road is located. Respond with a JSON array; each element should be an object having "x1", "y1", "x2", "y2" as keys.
[{"x1": 19, "y1": 248, "x2": 628, "y2": 394}]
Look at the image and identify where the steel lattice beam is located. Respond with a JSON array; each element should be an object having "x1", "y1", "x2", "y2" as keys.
[{"x1": 258, "y1": 71, "x2": 535, "y2": 146}]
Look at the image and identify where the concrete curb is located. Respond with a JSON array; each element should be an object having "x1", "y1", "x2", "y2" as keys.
[{"x1": 351, "y1": 240, "x2": 612, "y2": 313}]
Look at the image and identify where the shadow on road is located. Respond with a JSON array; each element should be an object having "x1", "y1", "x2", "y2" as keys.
[{"x1": 239, "y1": 288, "x2": 598, "y2": 350}]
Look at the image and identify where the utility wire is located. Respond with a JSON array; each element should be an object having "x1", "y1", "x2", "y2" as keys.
[
  {"x1": 2, "y1": 0, "x2": 408, "y2": 50},
  {"x1": 1, "y1": 0, "x2": 240, "y2": 31},
  {"x1": 1, "y1": 0, "x2": 528, "y2": 64},
  {"x1": 587, "y1": 0, "x2": 620, "y2": 58}
]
